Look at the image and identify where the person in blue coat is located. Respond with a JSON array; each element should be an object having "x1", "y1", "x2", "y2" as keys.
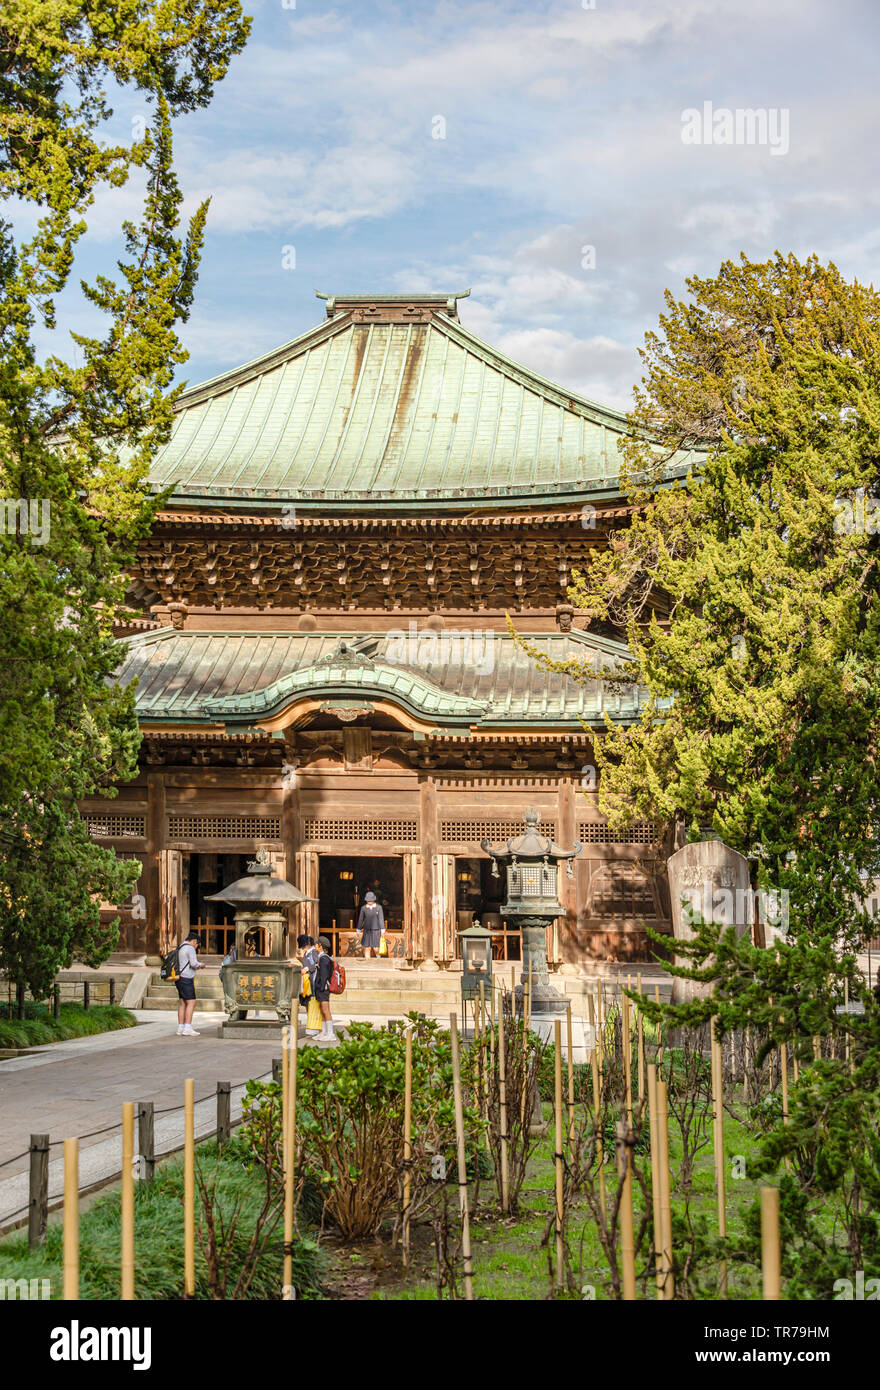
[{"x1": 356, "y1": 891, "x2": 385, "y2": 959}]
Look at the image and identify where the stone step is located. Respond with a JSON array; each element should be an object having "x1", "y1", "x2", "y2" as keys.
[
  {"x1": 145, "y1": 981, "x2": 225, "y2": 1000},
  {"x1": 344, "y1": 975, "x2": 461, "y2": 994},
  {"x1": 140, "y1": 997, "x2": 225, "y2": 1012}
]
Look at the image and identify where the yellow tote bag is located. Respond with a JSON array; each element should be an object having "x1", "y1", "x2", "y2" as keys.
[
  {"x1": 378, "y1": 936, "x2": 388, "y2": 957},
  {"x1": 307, "y1": 996, "x2": 323, "y2": 1030}
]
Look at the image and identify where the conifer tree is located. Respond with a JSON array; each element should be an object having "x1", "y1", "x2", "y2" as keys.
[
  {"x1": 523, "y1": 252, "x2": 880, "y2": 1011},
  {"x1": 0, "y1": 2, "x2": 250, "y2": 996}
]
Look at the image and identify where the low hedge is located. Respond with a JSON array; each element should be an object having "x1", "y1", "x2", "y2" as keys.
[
  {"x1": 0, "y1": 1003, "x2": 136, "y2": 1050},
  {"x1": 0, "y1": 1143, "x2": 323, "y2": 1300}
]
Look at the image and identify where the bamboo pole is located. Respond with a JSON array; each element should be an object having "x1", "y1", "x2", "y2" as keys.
[
  {"x1": 710, "y1": 1021, "x2": 727, "y2": 1298},
  {"x1": 282, "y1": 1025, "x2": 297, "y2": 1298},
  {"x1": 480, "y1": 980, "x2": 490, "y2": 1145},
  {"x1": 184, "y1": 1077, "x2": 195, "y2": 1299},
  {"x1": 622, "y1": 988, "x2": 632, "y2": 1126},
  {"x1": 779, "y1": 1037, "x2": 791, "y2": 1177},
  {"x1": 553, "y1": 1019, "x2": 565, "y2": 1291},
  {"x1": 636, "y1": 973, "x2": 645, "y2": 1102},
  {"x1": 520, "y1": 976, "x2": 531, "y2": 1129},
  {"x1": 565, "y1": 1003, "x2": 575, "y2": 1165},
  {"x1": 647, "y1": 1064, "x2": 664, "y2": 1298},
  {"x1": 657, "y1": 1078, "x2": 674, "y2": 1299},
  {"x1": 449, "y1": 1013, "x2": 474, "y2": 1300},
  {"x1": 761, "y1": 1187, "x2": 781, "y2": 1300},
  {"x1": 588, "y1": 991, "x2": 606, "y2": 1216},
  {"x1": 63, "y1": 1138, "x2": 79, "y2": 1300},
  {"x1": 121, "y1": 1101, "x2": 135, "y2": 1300},
  {"x1": 793, "y1": 1051, "x2": 799, "y2": 1084},
  {"x1": 620, "y1": 960, "x2": 637, "y2": 1301},
  {"x1": 403, "y1": 1023, "x2": 413, "y2": 1265},
  {"x1": 618, "y1": 1110, "x2": 636, "y2": 1301},
  {"x1": 498, "y1": 991, "x2": 510, "y2": 1213}
]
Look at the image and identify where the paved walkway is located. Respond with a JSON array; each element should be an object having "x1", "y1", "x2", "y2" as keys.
[{"x1": 0, "y1": 1011, "x2": 304, "y2": 1229}]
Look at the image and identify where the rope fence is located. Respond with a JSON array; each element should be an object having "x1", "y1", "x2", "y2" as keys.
[{"x1": 0, "y1": 1065, "x2": 278, "y2": 1248}]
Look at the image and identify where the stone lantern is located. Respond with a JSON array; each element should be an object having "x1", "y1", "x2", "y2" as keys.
[
  {"x1": 206, "y1": 849, "x2": 316, "y2": 1035},
  {"x1": 482, "y1": 808, "x2": 582, "y2": 1018},
  {"x1": 458, "y1": 919, "x2": 494, "y2": 1002}
]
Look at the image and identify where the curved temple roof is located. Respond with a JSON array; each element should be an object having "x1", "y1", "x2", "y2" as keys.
[
  {"x1": 144, "y1": 292, "x2": 694, "y2": 511},
  {"x1": 120, "y1": 628, "x2": 644, "y2": 731}
]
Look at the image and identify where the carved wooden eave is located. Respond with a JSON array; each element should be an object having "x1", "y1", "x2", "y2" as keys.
[{"x1": 131, "y1": 523, "x2": 628, "y2": 613}]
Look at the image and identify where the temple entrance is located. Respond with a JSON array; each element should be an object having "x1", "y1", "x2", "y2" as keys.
[
  {"x1": 454, "y1": 856, "x2": 521, "y2": 961},
  {"x1": 318, "y1": 854, "x2": 406, "y2": 959},
  {"x1": 188, "y1": 852, "x2": 272, "y2": 956}
]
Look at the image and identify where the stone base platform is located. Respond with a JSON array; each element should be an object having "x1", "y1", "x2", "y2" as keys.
[{"x1": 219, "y1": 1018, "x2": 306, "y2": 1041}]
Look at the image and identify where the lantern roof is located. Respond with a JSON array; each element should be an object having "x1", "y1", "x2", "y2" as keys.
[{"x1": 481, "y1": 807, "x2": 582, "y2": 862}]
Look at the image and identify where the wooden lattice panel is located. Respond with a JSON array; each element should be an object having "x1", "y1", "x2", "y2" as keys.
[
  {"x1": 167, "y1": 815, "x2": 281, "y2": 841},
  {"x1": 441, "y1": 820, "x2": 557, "y2": 845},
  {"x1": 578, "y1": 821, "x2": 661, "y2": 845},
  {"x1": 302, "y1": 818, "x2": 418, "y2": 844},
  {"x1": 85, "y1": 814, "x2": 146, "y2": 839}
]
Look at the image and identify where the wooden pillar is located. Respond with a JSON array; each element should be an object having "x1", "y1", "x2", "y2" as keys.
[
  {"x1": 420, "y1": 776, "x2": 438, "y2": 965},
  {"x1": 281, "y1": 764, "x2": 300, "y2": 950},
  {"x1": 145, "y1": 771, "x2": 166, "y2": 957}
]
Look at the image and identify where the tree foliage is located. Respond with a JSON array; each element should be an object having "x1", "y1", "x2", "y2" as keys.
[{"x1": 0, "y1": 1, "x2": 250, "y2": 993}]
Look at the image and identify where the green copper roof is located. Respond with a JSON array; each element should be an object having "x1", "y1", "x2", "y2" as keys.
[
  {"x1": 144, "y1": 293, "x2": 694, "y2": 510},
  {"x1": 120, "y1": 628, "x2": 644, "y2": 729}
]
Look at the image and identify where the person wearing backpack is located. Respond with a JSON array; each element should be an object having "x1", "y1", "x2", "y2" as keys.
[
  {"x1": 356, "y1": 890, "x2": 385, "y2": 959},
  {"x1": 297, "y1": 933, "x2": 322, "y2": 1036},
  {"x1": 314, "y1": 935, "x2": 339, "y2": 1042},
  {"x1": 175, "y1": 930, "x2": 206, "y2": 1036}
]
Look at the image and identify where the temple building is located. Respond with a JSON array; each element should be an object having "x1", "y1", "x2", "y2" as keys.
[{"x1": 84, "y1": 292, "x2": 693, "y2": 969}]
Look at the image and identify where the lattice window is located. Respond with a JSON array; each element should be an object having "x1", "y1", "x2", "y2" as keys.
[
  {"x1": 167, "y1": 815, "x2": 281, "y2": 841},
  {"x1": 578, "y1": 821, "x2": 661, "y2": 845},
  {"x1": 85, "y1": 814, "x2": 146, "y2": 839},
  {"x1": 589, "y1": 863, "x2": 659, "y2": 919},
  {"x1": 441, "y1": 820, "x2": 557, "y2": 845},
  {"x1": 302, "y1": 818, "x2": 419, "y2": 844}
]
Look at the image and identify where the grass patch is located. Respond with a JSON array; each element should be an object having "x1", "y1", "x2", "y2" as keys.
[
  {"x1": 0, "y1": 1003, "x2": 136, "y2": 1049},
  {"x1": 0, "y1": 1142, "x2": 323, "y2": 1301}
]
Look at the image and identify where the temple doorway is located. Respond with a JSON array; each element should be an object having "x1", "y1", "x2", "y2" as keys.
[
  {"x1": 187, "y1": 852, "x2": 269, "y2": 956},
  {"x1": 454, "y1": 856, "x2": 521, "y2": 961},
  {"x1": 318, "y1": 854, "x2": 405, "y2": 959}
]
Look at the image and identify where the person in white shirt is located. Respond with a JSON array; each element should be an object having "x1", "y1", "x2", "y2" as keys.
[{"x1": 176, "y1": 931, "x2": 206, "y2": 1036}]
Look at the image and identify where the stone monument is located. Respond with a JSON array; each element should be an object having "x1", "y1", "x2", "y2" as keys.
[{"x1": 666, "y1": 839, "x2": 752, "y2": 1004}]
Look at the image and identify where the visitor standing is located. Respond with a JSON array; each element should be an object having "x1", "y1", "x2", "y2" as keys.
[
  {"x1": 357, "y1": 890, "x2": 385, "y2": 959},
  {"x1": 176, "y1": 930, "x2": 206, "y2": 1036},
  {"x1": 314, "y1": 935, "x2": 337, "y2": 1042},
  {"x1": 298, "y1": 933, "x2": 322, "y2": 1035}
]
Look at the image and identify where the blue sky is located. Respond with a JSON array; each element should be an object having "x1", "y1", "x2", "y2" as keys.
[{"x1": 49, "y1": 0, "x2": 880, "y2": 410}]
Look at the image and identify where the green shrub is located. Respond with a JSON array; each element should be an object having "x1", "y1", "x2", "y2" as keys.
[
  {"x1": 240, "y1": 1017, "x2": 473, "y2": 1239},
  {"x1": 0, "y1": 1004, "x2": 135, "y2": 1050}
]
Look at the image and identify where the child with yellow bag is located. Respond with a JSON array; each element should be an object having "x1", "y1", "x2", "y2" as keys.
[{"x1": 297, "y1": 934, "x2": 322, "y2": 1036}]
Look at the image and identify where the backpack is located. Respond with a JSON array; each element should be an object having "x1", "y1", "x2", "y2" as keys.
[
  {"x1": 328, "y1": 958, "x2": 346, "y2": 995},
  {"x1": 160, "y1": 946, "x2": 182, "y2": 981}
]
